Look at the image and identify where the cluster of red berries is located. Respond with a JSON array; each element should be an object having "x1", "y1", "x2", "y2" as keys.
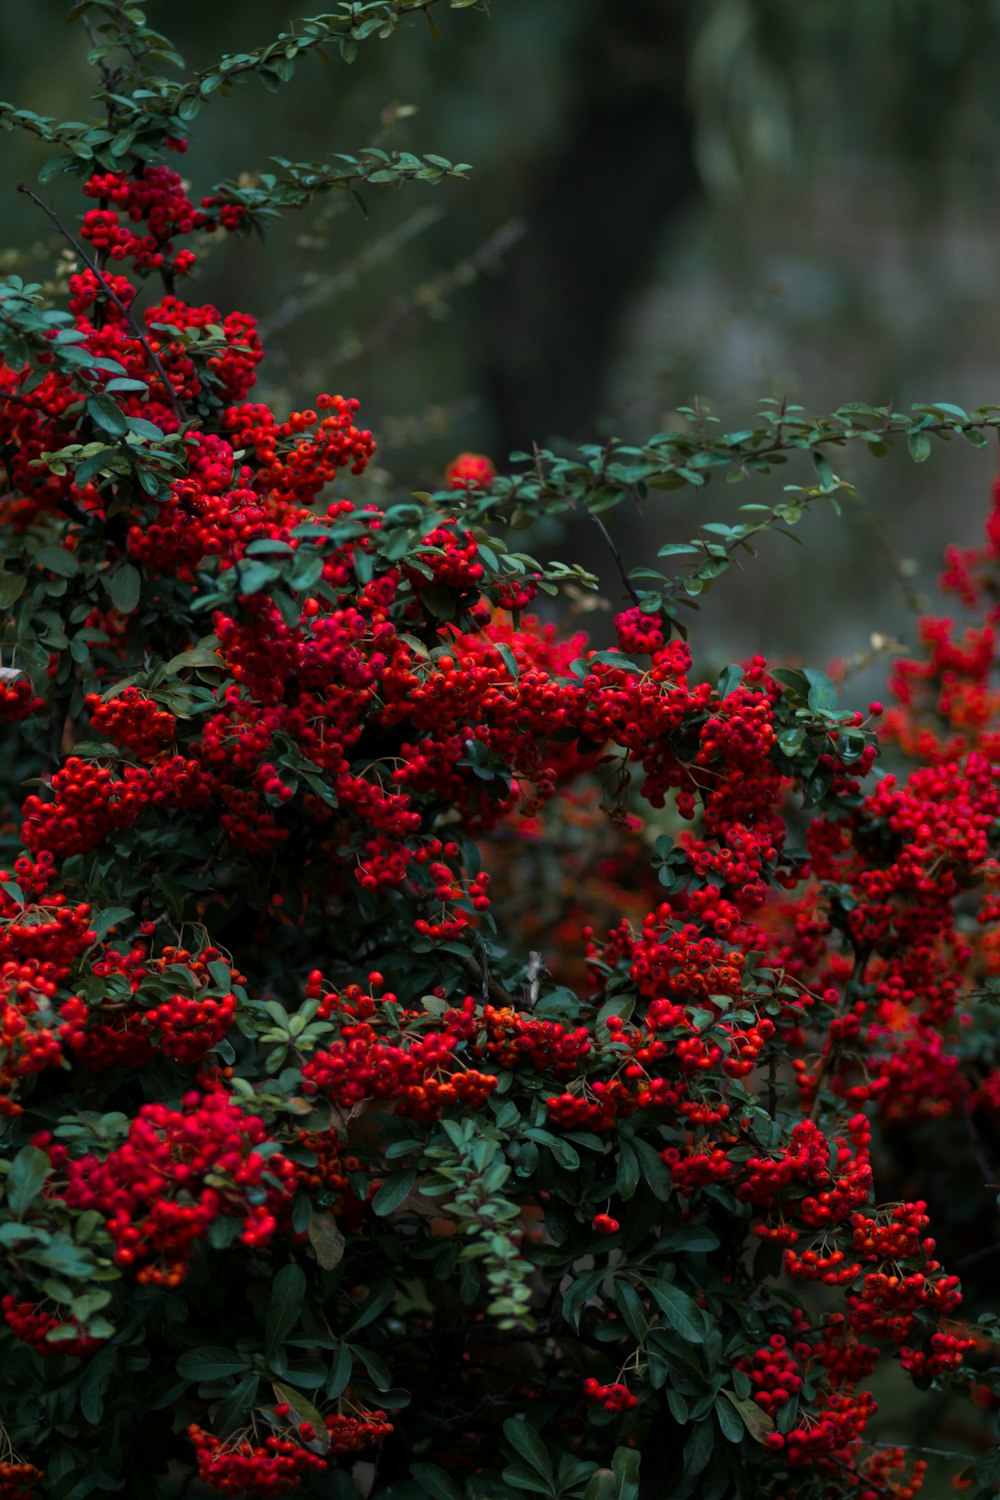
[
  {"x1": 302, "y1": 1022, "x2": 497, "y2": 1122},
  {"x1": 582, "y1": 1378, "x2": 638, "y2": 1412},
  {"x1": 187, "y1": 1424, "x2": 327, "y2": 1495},
  {"x1": 187, "y1": 1405, "x2": 392, "y2": 1494},
  {"x1": 1, "y1": 1296, "x2": 103, "y2": 1358},
  {"x1": 57, "y1": 1092, "x2": 296, "y2": 1285},
  {"x1": 86, "y1": 689, "x2": 177, "y2": 761},
  {"x1": 738, "y1": 1333, "x2": 803, "y2": 1418},
  {"x1": 0, "y1": 1462, "x2": 42, "y2": 1500},
  {"x1": 324, "y1": 1409, "x2": 394, "y2": 1453},
  {"x1": 0, "y1": 674, "x2": 43, "y2": 723},
  {"x1": 444, "y1": 451, "x2": 495, "y2": 489},
  {"x1": 80, "y1": 165, "x2": 246, "y2": 278}
]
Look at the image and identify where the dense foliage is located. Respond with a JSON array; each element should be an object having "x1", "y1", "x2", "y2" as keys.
[{"x1": 3, "y1": 5, "x2": 1000, "y2": 1499}]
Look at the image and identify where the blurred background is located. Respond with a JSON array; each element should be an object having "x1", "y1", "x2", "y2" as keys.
[{"x1": 2, "y1": 0, "x2": 1000, "y2": 674}]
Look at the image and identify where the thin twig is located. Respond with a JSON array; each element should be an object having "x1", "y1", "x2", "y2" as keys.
[
  {"x1": 457, "y1": 951, "x2": 516, "y2": 1008},
  {"x1": 963, "y1": 1097, "x2": 997, "y2": 1191},
  {"x1": 590, "y1": 513, "x2": 643, "y2": 610},
  {"x1": 16, "y1": 183, "x2": 187, "y2": 424}
]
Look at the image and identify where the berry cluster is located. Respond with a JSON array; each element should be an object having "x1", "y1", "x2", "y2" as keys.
[
  {"x1": 57, "y1": 1092, "x2": 295, "y2": 1285},
  {"x1": 582, "y1": 1379, "x2": 638, "y2": 1413}
]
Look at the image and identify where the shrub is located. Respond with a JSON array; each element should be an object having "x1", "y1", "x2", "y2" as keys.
[{"x1": 2, "y1": 6, "x2": 1000, "y2": 1500}]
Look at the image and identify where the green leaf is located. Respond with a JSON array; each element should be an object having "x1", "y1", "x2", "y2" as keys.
[
  {"x1": 908, "y1": 430, "x2": 932, "y2": 463},
  {"x1": 163, "y1": 644, "x2": 223, "y2": 674},
  {"x1": 271, "y1": 1382, "x2": 329, "y2": 1454},
  {"x1": 410, "y1": 1463, "x2": 465, "y2": 1500},
  {"x1": 35, "y1": 544, "x2": 79, "y2": 578},
  {"x1": 646, "y1": 1280, "x2": 705, "y2": 1343},
  {"x1": 805, "y1": 669, "x2": 838, "y2": 712},
  {"x1": 176, "y1": 1346, "x2": 250, "y2": 1381},
  {"x1": 237, "y1": 560, "x2": 281, "y2": 595},
  {"x1": 613, "y1": 1279, "x2": 648, "y2": 1342},
  {"x1": 583, "y1": 1473, "x2": 616, "y2": 1500},
  {"x1": 812, "y1": 451, "x2": 837, "y2": 491},
  {"x1": 214, "y1": 1374, "x2": 260, "y2": 1435},
  {"x1": 105, "y1": 563, "x2": 142, "y2": 614},
  {"x1": 717, "y1": 664, "x2": 743, "y2": 698},
  {"x1": 612, "y1": 1447, "x2": 641, "y2": 1500},
  {"x1": 631, "y1": 1136, "x2": 673, "y2": 1202},
  {"x1": 371, "y1": 1169, "x2": 417, "y2": 1217},
  {"x1": 86, "y1": 394, "x2": 130, "y2": 437},
  {"x1": 79, "y1": 1345, "x2": 116, "y2": 1425},
  {"x1": 347, "y1": 1280, "x2": 396, "y2": 1335},
  {"x1": 495, "y1": 640, "x2": 520, "y2": 681},
  {"x1": 90, "y1": 906, "x2": 134, "y2": 941},
  {"x1": 616, "y1": 1138, "x2": 640, "y2": 1199},
  {"x1": 7, "y1": 1146, "x2": 51, "y2": 1216},
  {"x1": 724, "y1": 1391, "x2": 775, "y2": 1444},
  {"x1": 0, "y1": 573, "x2": 26, "y2": 607},
  {"x1": 325, "y1": 1342, "x2": 353, "y2": 1399},
  {"x1": 684, "y1": 1418, "x2": 714, "y2": 1477},
  {"x1": 265, "y1": 1262, "x2": 306, "y2": 1354},
  {"x1": 715, "y1": 1391, "x2": 744, "y2": 1443},
  {"x1": 501, "y1": 1465, "x2": 555, "y2": 1495},
  {"x1": 502, "y1": 1417, "x2": 554, "y2": 1481}
]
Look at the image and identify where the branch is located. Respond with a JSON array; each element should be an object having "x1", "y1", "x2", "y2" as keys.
[
  {"x1": 591, "y1": 512, "x2": 643, "y2": 611},
  {"x1": 16, "y1": 184, "x2": 186, "y2": 425}
]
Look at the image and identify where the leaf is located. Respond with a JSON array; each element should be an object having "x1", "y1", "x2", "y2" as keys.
[
  {"x1": 908, "y1": 430, "x2": 932, "y2": 463},
  {"x1": 502, "y1": 1417, "x2": 554, "y2": 1481},
  {"x1": 420, "y1": 582, "x2": 456, "y2": 620},
  {"x1": 371, "y1": 1169, "x2": 417, "y2": 1217},
  {"x1": 583, "y1": 1472, "x2": 616, "y2": 1500},
  {"x1": 79, "y1": 1344, "x2": 116, "y2": 1425},
  {"x1": 176, "y1": 1346, "x2": 250, "y2": 1381},
  {"x1": 616, "y1": 1138, "x2": 640, "y2": 1199},
  {"x1": 307, "y1": 1210, "x2": 345, "y2": 1270},
  {"x1": 35, "y1": 544, "x2": 79, "y2": 578},
  {"x1": 646, "y1": 1280, "x2": 705, "y2": 1343},
  {"x1": 213, "y1": 1374, "x2": 260, "y2": 1435},
  {"x1": 613, "y1": 1279, "x2": 648, "y2": 1342},
  {"x1": 612, "y1": 1446, "x2": 641, "y2": 1500},
  {"x1": 271, "y1": 1382, "x2": 329, "y2": 1454},
  {"x1": 347, "y1": 1279, "x2": 396, "y2": 1335},
  {"x1": 812, "y1": 451, "x2": 837, "y2": 491},
  {"x1": 684, "y1": 1418, "x2": 714, "y2": 1477},
  {"x1": 715, "y1": 1391, "x2": 744, "y2": 1443},
  {"x1": 804, "y1": 669, "x2": 838, "y2": 713},
  {"x1": 236, "y1": 560, "x2": 280, "y2": 595},
  {"x1": 325, "y1": 1342, "x2": 353, "y2": 1398},
  {"x1": 631, "y1": 1136, "x2": 673, "y2": 1202},
  {"x1": 90, "y1": 906, "x2": 134, "y2": 941},
  {"x1": 410, "y1": 1463, "x2": 466, "y2": 1500},
  {"x1": 500, "y1": 1465, "x2": 555, "y2": 1495},
  {"x1": 724, "y1": 1391, "x2": 775, "y2": 1444},
  {"x1": 86, "y1": 394, "x2": 130, "y2": 437},
  {"x1": 0, "y1": 573, "x2": 26, "y2": 607},
  {"x1": 105, "y1": 563, "x2": 142, "y2": 614},
  {"x1": 265, "y1": 1262, "x2": 306, "y2": 1355},
  {"x1": 163, "y1": 645, "x2": 223, "y2": 674},
  {"x1": 523, "y1": 1127, "x2": 580, "y2": 1171},
  {"x1": 495, "y1": 640, "x2": 520, "y2": 681},
  {"x1": 7, "y1": 1146, "x2": 51, "y2": 1216},
  {"x1": 717, "y1": 663, "x2": 743, "y2": 698}
]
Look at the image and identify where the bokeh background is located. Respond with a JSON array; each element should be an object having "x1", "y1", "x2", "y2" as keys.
[{"x1": 2, "y1": 0, "x2": 1000, "y2": 674}]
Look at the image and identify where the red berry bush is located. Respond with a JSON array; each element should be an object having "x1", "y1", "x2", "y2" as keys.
[{"x1": 3, "y1": 5, "x2": 1000, "y2": 1499}]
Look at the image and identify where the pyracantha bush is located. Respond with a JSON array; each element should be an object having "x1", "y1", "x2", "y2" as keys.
[{"x1": 4, "y1": 5, "x2": 1000, "y2": 1500}]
